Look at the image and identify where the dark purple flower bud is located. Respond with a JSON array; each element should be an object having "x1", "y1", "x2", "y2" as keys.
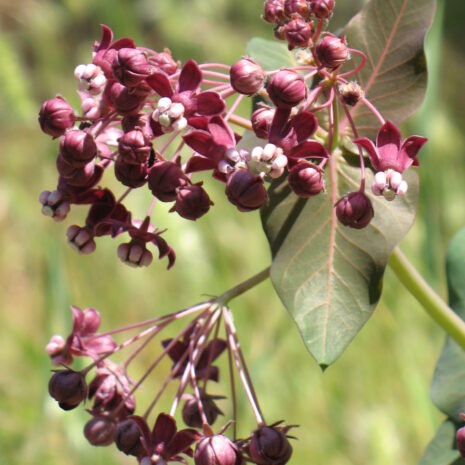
[
  {"x1": 48, "y1": 369, "x2": 87, "y2": 410},
  {"x1": 263, "y1": 0, "x2": 285, "y2": 24},
  {"x1": 456, "y1": 425, "x2": 465, "y2": 458},
  {"x1": 195, "y1": 435, "x2": 243, "y2": 465},
  {"x1": 339, "y1": 81, "x2": 364, "y2": 107},
  {"x1": 39, "y1": 189, "x2": 70, "y2": 221},
  {"x1": 121, "y1": 113, "x2": 152, "y2": 138},
  {"x1": 284, "y1": 0, "x2": 310, "y2": 18},
  {"x1": 310, "y1": 0, "x2": 334, "y2": 19},
  {"x1": 147, "y1": 160, "x2": 187, "y2": 202},
  {"x1": 252, "y1": 107, "x2": 275, "y2": 139},
  {"x1": 171, "y1": 184, "x2": 212, "y2": 221},
  {"x1": 84, "y1": 417, "x2": 116, "y2": 446},
  {"x1": 110, "y1": 82, "x2": 145, "y2": 115},
  {"x1": 226, "y1": 170, "x2": 267, "y2": 212},
  {"x1": 66, "y1": 225, "x2": 96, "y2": 254},
  {"x1": 57, "y1": 156, "x2": 96, "y2": 187},
  {"x1": 288, "y1": 162, "x2": 324, "y2": 197},
  {"x1": 230, "y1": 58, "x2": 265, "y2": 96},
  {"x1": 39, "y1": 96, "x2": 76, "y2": 138},
  {"x1": 149, "y1": 49, "x2": 179, "y2": 75},
  {"x1": 335, "y1": 191, "x2": 374, "y2": 229},
  {"x1": 249, "y1": 426, "x2": 292, "y2": 465},
  {"x1": 60, "y1": 130, "x2": 97, "y2": 167},
  {"x1": 284, "y1": 18, "x2": 313, "y2": 50},
  {"x1": 112, "y1": 48, "x2": 150, "y2": 88},
  {"x1": 315, "y1": 34, "x2": 348, "y2": 69},
  {"x1": 114, "y1": 419, "x2": 145, "y2": 456},
  {"x1": 118, "y1": 129, "x2": 152, "y2": 164},
  {"x1": 267, "y1": 70, "x2": 307, "y2": 109},
  {"x1": 182, "y1": 394, "x2": 223, "y2": 428},
  {"x1": 115, "y1": 157, "x2": 147, "y2": 188}
]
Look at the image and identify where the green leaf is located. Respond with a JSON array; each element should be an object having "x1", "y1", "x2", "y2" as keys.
[
  {"x1": 430, "y1": 227, "x2": 465, "y2": 421},
  {"x1": 419, "y1": 419, "x2": 465, "y2": 465},
  {"x1": 260, "y1": 154, "x2": 418, "y2": 366},
  {"x1": 245, "y1": 37, "x2": 297, "y2": 71},
  {"x1": 344, "y1": 0, "x2": 436, "y2": 138}
]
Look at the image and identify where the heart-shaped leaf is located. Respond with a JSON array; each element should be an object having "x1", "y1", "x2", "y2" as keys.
[
  {"x1": 261, "y1": 155, "x2": 418, "y2": 366},
  {"x1": 344, "y1": 0, "x2": 436, "y2": 138},
  {"x1": 430, "y1": 227, "x2": 465, "y2": 421},
  {"x1": 246, "y1": 37, "x2": 297, "y2": 71},
  {"x1": 419, "y1": 419, "x2": 465, "y2": 465}
]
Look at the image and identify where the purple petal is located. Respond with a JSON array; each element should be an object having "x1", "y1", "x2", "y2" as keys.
[
  {"x1": 167, "y1": 430, "x2": 202, "y2": 457},
  {"x1": 84, "y1": 335, "x2": 117, "y2": 356},
  {"x1": 208, "y1": 117, "x2": 235, "y2": 149},
  {"x1": 71, "y1": 306, "x2": 84, "y2": 335},
  {"x1": 290, "y1": 140, "x2": 329, "y2": 159},
  {"x1": 185, "y1": 156, "x2": 218, "y2": 174},
  {"x1": 146, "y1": 71, "x2": 174, "y2": 98},
  {"x1": 353, "y1": 137, "x2": 381, "y2": 171},
  {"x1": 152, "y1": 235, "x2": 176, "y2": 269},
  {"x1": 111, "y1": 37, "x2": 136, "y2": 50},
  {"x1": 183, "y1": 130, "x2": 214, "y2": 158},
  {"x1": 398, "y1": 135, "x2": 428, "y2": 170},
  {"x1": 94, "y1": 24, "x2": 113, "y2": 52},
  {"x1": 187, "y1": 116, "x2": 209, "y2": 130},
  {"x1": 178, "y1": 59, "x2": 202, "y2": 93},
  {"x1": 376, "y1": 121, "x2": 401, "y2": 165},
  {"x1": 152, "y1": 413, "x2": 177, "y2": 449},
  {"x1": 288, "y1": 111, "x2": 318, "y2": 142},
  {"x1": 198, "y1": 339, "x2": 227, "y2": 367},
  {"x1": 161, "y1": 339, "x2": 188, "y2": 363},
  {"x1": 80, "y1": 308, "x2": 101, "y2": 336},
  {"x1": 269, "y1": 107, "x2": 292, "y2": 144},
  {"x1": 129, "y1": 415, "x2": 152, "y2": 451},
  {"x1": 194, "y1": 91, "x2": 226, "y2": 116}
]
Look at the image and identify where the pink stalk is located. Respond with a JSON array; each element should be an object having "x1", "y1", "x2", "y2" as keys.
[
  {"x1": 361, "y1": 97, "x2": 386, "y2": 125},
  {"x1": 169, "y1": 309, "x2": 222, "y2": 417},
  {"x1": 313, "y1": 19, "x2": 325, "y2": 43},
  {"x1": 146, "y1": 197, "x2": 157, "y2": 218},
  {"x1": 326, "y1": 88, "x2": 336, "y2": 152},
  {"x1": 199, "y1": 63, "x2": 231, "y2": 71},
  {"x1": 225, "y1": 94, "x2": 244, "y2": 122},
  {"x1": 201, "y1": 70, "x2": 231, "y2": 80},
  {"x1": 222, "y1": 307, "x2": 265, "y2": 426},
  {"x1": 227, "y1": 340, "x2": 238, "y2": 440},
  {"x1": 311, "y1": 86, "x2": 335, "y2": 113},
  {"x1": 116, "y1": 187, "x2": 132, "y2": 204},
  {"x1": 339, "y1": 48, "x2": 367, "y2": 79},
  {"x1": 99, "y1": 302, "x2": 213, "y2": 337},
  {"x1": 219, "y1": 87, "x2": 236, "y2": 99},
  {"x1": 338, "y1": 94, "x2": 366, "y2": 191}
]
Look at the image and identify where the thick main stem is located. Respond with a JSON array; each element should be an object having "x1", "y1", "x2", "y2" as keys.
[
  {"x1": 389, "y1": 247, "x2": 465, "y2": 350},
  {"x1": 216, "y1": 267, "x2": 270, "y2": 305}
]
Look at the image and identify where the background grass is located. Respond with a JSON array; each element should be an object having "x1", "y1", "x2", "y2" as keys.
[{"x1": 0, "y1": 0, "x2": 464, "y2": 464}]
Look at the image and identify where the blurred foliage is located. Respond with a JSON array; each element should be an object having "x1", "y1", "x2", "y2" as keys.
[{"x1": 0, "y1": 0, "x2": 464, "y2": 464}]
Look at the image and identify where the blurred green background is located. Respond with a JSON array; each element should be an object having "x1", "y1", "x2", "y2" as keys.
[{"x1": 0, "y1": 0, "x2": 464, "y2": 464}]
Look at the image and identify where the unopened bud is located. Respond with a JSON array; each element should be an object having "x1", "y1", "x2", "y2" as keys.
[
  {"x1": 112, "y1": 48, "x2": 150, "y2": 88},
  {"x1": 60, "y1": 129, "x2": 97, "y2": 167},
  {"x1": 284, "y1": 0, "x2": 310, "y2": 18},
  {"x1": 114, "y1": 419, "x2": 145, "y2": 456},
  {"x1": 226, "y1": 170, "x2": 267, "y2": 212},
  {"x1": 48, "y1": 370, "x2": 87, "y2": 410},
  {"x1": 118, "y1": 129, "x2": 152, "y2": 165},
  {"x1": 230, "y1": 58, "x2": 265, "y2": 95},
  {"x1": 147, "y1": 161, "x2": 187, "y2": 202},
  {"x1": 115, "y1": 157, "x2": 147, "y2": 188},
  {"x1": 284, "y1": 18, "x2": 312, "y2": 50},
  {"x1": 263, "y1": 0, "x2": 285, "y2": 24},
  {"x1": 316, "y1": 34, "x2": 348, "y2": 69},
  {"x1": 171, "y1": 184, "x2": 212, "y2": 221},
  {"x1": 335, "y1": 192, "x2": 374, "y2": 229},
  {"x1": 84, "y1": 417, "x2": 115, "y2": 446},
  {"x1": 310, "y1": 0, "x2": 334, "y2": 19},
  {"x1": 251, "y1": 107, "x2": 274, "y2": 139},
  {"x1": 39, "y1": 97, "x2": 76, "y2": 138},
  {"x1": 249, "y1": 426, "x2": 293, "y2": 465},
  {"x1": 267, "y1": 70, "x2": 307, "y2": 109},
  {"x1": 288, "y1": 162, "x2": 324, "y2": 197},
  {"x1": 149, "y1": 49, "x2": 179, "y2": 75},
  {"x1": 195, "y1": 435, "x2": 242, "y2": 465},
  {"x1": 182, "y1": 394, "x2": 223, "y2": 428}
]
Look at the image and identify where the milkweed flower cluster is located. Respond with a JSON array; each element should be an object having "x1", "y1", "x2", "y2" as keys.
[
  {"x1": 40, "y1": 2, "x2": 429, "y2": 463},
  {"x1": 47, "y1": 302, "x2": 295, "y2": 465}
]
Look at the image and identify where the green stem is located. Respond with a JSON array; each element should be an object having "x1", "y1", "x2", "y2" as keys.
[
  {"x1": 215, "y1": 267, "x2": 270, "y2": 305},
  {"x1": 389, "y1": 247, "x2": 465, "y2": 350}
]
